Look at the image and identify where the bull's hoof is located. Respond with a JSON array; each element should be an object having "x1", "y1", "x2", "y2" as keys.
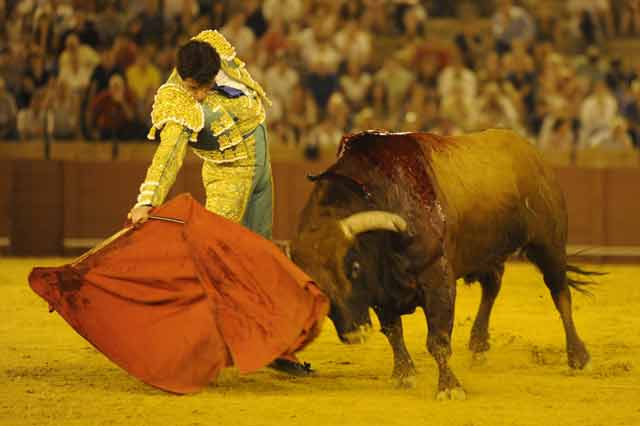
[
  {"x1": 468, "y1": 334, "x2": 490, "y2": 353},
  {"x1": 268, "y1": 359, "x2": 314, "y2": 376},
  {"x1": 568, "y1": 346, "x2": 591, "y2": 370},
  {"x1": 470, "y1": 351, "x2": 488, "y2": 367},
  {"x1": 392, "y1": 374, "x2": 417, "y2": 389},
  {"x1": 436, "y1": 387, "x2": 467, "y2": 401}
]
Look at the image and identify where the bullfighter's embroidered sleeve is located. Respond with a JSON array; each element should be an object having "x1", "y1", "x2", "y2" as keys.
[
  {"x1": 134, "y1": 84, "x2": 202, "y2": 209},
  {"x1": 134, "y1": 122, "x2": 190, "y2": 208}
]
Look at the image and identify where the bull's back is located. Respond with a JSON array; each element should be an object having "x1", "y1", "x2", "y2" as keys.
[{"x1": 424, "y1": 129, "x2": 565, "y2": 274}]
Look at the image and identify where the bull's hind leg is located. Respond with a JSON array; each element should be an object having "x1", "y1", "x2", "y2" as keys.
[
  {"x1": 468, "y1": 264, "x2": 504, "y2": 354},
  {"x1": 526, "y1": 244, "x2": 590, "y2": 369},
  {"x1": 423, "y1": 259, "x2": 466, "y2": 400},
  {"x1": 374, "y1": 310, "x2": 417, "y2": 388}
]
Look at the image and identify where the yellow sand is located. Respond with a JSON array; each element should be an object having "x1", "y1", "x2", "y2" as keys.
[{"x1": 1, "y1": 258, "x2": 638, "y2": 426}]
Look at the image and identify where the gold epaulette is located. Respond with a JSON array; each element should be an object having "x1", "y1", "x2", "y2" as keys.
[
  {"x1": 147, "y1": 83, "x2": 204, "y2": 142},
  {"x1": 192, "y1": 30, "x2": 236, "y2": 61}
]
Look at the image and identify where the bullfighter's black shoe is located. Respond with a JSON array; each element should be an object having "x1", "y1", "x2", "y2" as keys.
[{"x1": 268, "y1": 358, "x2": 314, "y2": 376}]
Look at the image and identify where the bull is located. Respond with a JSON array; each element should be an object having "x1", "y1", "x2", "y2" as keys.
[{"x1": 291, "y1": 129, "x2": 595, "y2": 400}]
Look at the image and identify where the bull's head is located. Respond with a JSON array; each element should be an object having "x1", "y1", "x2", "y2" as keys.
[{"x1": 291, "y1": 210, "x2": 408, "y2": 344}]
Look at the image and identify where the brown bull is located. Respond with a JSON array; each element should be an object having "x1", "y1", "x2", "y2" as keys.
[{"x1": 291, "y1": 129, "x2": 596, "y2": 400}]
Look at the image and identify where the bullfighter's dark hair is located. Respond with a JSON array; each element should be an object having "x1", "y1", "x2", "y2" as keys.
[{"x1": 177, "y1": 40, "x2": 221, "y2": 85}]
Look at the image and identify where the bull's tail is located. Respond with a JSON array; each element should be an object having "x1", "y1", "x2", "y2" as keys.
[{"x1": 566, "y1": 264, "x2": 606, "y2": 294}]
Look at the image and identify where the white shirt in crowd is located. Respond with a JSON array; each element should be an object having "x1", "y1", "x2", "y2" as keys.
[{"x1": 579, "y1": 90, "x2": 619, "y2": 146}]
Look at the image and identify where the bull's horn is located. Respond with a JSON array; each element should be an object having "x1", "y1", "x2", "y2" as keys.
[{"x1": 339, "y1": 211, "x2": 408, "y2": 240}]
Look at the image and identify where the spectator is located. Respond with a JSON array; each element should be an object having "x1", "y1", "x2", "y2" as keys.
[
  {"x1": 367, "y1": 80, "x2": 396, "y2": 130},
  {"x1": 284, "y1": 85, "x2": 318, "y2": 141},
  {"x1": 431, "y1": 115, "x2": 463, "y2": 136},
  {"x1": 352, "y1": 107, "x2": 377, "y2": 133},
  {"x1": 95, "y1": 2, "x2": 126, "y2": 47},
  {"x1": 326, "y1": 92, "x2": 350, "y2": 132},
  {"x1": 0, "y1": 76, "x2": 18, "y2": 140},
  {"x1": 16, "y1": 54, "x2": 51, "y2": 109},
  {"x1": 112, "y1": 33, "x2": 138, "y2": 72},
  {"x1": 437, "y1": 50, "x2": 477, "y2": 105},
  {"x1": 58, "y1": 33, "x2": 100, "y2": 94},
  {"x1": 539, "y1": 113, "x2": 575, "y2": 151},
  {"x1": 58, "y1": 11, "x2": 101, "y2": 49},
  {"x1": 362, "y1": 0, "x2": 389, "y2": 34},
  {"x1": 620, "y1": 0, "x2": 640, "y2": 36},
  {"x1": 33, "y1": 7, "x2": 55, "y2": 54},
  {"x1": 570, "y1": 0, "x2": 615, "y2": 39},
  {"x1": 90, "y1": 74, "x2": 139, "y2": 141},
  {"x1": 221, "y1": 12, "x2": 255, "y2": 59},
  {"x1": 44, "y1": 79, "x2": 80, "y2": 141},
  {"x1": 440, "y1": 84, "x2": 477, "y2": 131},
  {"x1": 492, "y1": 0, "x2": 536, "y2": 54},
  {"x1": 125, "y1": 47, "x2": 161, "y2": 121},
  {"x1": 454, "y1": 24, "x2": 485, "y2": 71},
  {"x1": 340, "y1": 1, "x2": 365, "y2": 21},
  {"x1": 25, "y1": 54, "x2": 51, "y2": 91},
  {"x1": 263, "y1": 0, "x2": 303, "y2": 25},
  {"x1": 579, "y1": 80, "x2": 619, "y2": 147},
  {"x1": 263, "y1": 52, "x2": 299, "y2": 106},
  {"x1": 260, "y1": 15, "x2": 290, "y2": 56},
  {"x1": 605, "y1": 117, "x2": 634, "y2": 149},
  {"x1": 415, "y1": 51, "x2": 443, "y2": 91},
  {"x1": 475, "y1": 82, "x2": 521, "y2": 132},
  {"x1": 305, "y1": 34, "x2": 341, "y2": 111},
  {"x1": 306, "y1": 114, "x2": 344, "y2": 149},
  {"x1": 164, "y1": 0, "x2": 199, "y2": 24},
  {"x1": 533, "y1": 2, "x2": 560, "y2": 43},
  {"x1": 397, "y1": 3, "x2": 427, "y2": 41},
  {"x1": 0, "y1": 45, "x2": 27, "y2": 95},
  {"x1": 622, "y1": 81, "x2": 640, "y2": 147},
  {"x1": 155, "y1": 45, "x2": 177, "y2": 80},
  {"x1": 130, "y1": 0, "x2": 164, "y2": 46},
  {"x1": 605, "y1": 58, "x2": 633, "y2": 99},
  {"x1": 244, "y1": 0, "x2": 268, "y2": 39},
  {"x1": 269, "y1": 119, "x2": 298, "y2": 146},
  {"x1": 477, "y1": 51, "x2": 504, "y2": 85},
  {"x1": 333, "y1": 18, "x2": 373, "y2": 66},
  {"x1": 339, "y1": 57, "x2": 372, "y2": 110},
  {"x1": 375, "y1": 54, "x2": 414, "y2": 111},
  {"x1": 399, "y1": 83, "x2": 434, "y2": 132},
  {"x1": 504, "y1": 44, "x2": 536, "y2": 116}
]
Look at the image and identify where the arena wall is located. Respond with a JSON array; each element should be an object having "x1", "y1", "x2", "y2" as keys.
[{"x1": 1, "y1": 155, "x2": 639, "y2": 257}]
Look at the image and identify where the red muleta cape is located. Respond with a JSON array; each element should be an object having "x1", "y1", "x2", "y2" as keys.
[{"x1": 28, "y1": 194, "x2": 328, "y2": 394}]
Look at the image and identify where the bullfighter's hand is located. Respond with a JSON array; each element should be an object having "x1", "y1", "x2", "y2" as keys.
[{"x1": 128, "y1": 205, "x2": 152, "y2": 226}]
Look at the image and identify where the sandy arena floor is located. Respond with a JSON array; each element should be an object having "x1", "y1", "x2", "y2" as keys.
[{"x1": 1, "y1": 258, "x2": 638, "y2": 426}]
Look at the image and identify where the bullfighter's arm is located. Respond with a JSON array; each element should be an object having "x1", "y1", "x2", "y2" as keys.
[
  {"x1": 133, "y1": 83, "x2": 204, "y2": 208},
  {"x1": 134, "y1": 122, "x2": 190, "y2": 208}
]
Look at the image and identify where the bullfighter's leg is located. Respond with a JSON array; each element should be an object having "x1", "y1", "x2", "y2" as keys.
[
  {"x1": 526, "y1": 244, "x2": 590, "y2": 369},
  {"x1": 422, "y1": 259, "x2": 466, "y2": 400},
  {"x1": 469, "y1": 264, "x2": 504, "y2": 354},
  {"x1": 374, "y1": 309, "x2": 416, "y2": 388}
]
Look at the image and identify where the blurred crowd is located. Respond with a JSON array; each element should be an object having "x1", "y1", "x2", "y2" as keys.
[{"x1": 1, "y1": 0, "x2": 640, "y2": 153}]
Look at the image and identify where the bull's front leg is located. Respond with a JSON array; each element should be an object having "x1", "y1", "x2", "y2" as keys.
[
  {"x1": 374, "y1": 308, "x2": 416, "y2": 388},
  {"x1": 422, "y1": 259, "x2": 466, "y2": 400}
]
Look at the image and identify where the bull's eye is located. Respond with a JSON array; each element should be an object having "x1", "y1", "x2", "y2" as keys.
[{"x1": 349, "y1": 261, "x2": 361, "y2": 280}]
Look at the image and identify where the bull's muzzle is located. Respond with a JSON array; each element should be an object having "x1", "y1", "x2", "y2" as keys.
[{"x1": 340, "y1": 323, "x2": 374, "y2": 344}]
